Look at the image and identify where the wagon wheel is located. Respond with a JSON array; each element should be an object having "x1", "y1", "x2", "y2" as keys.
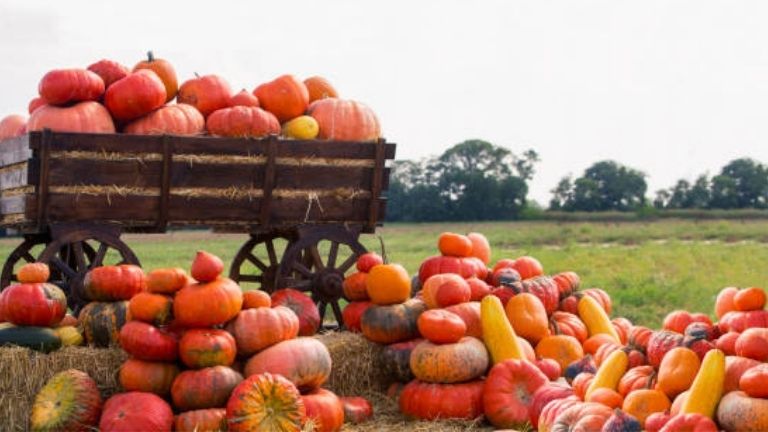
[
  {"x1": 229, "y1": 232, "x2": 297, "y2": 294},
  {"x1": 277, "y1": 228, "x2": 366, "y2": 330},
  {"x1": 0, "y1": 234, "x2": 50, "y2": 290},
  {"x1": 37, "y1": 227, "x2": 140, "y2": 313}
]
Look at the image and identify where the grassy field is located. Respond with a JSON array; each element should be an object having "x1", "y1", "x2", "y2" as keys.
[{"x1": 2, "y1": 219, "x2": 767, "y2": 327}]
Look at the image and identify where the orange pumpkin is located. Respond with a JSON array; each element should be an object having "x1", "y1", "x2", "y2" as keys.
[
  {"x1": 242, "y1": 290, "x2": 272, "y2": 309},
  {"x1": 227, "y1": 306, "x2": 299, "y2": 356},
  {"x1": 172, "y1": 366, "x2": 244, "y2": 411},
  {"x1": 735, "y1": 327, "x2": 768, "y2": 361},
  {"x1": 366, "y1": 263, "x2": 411, "y2": 305},
  {"x1": 549, "y1": 311, "x2": 589, "y2": 344},
  {"x1": 715, "y1": 287, "x2": 739, "y2": 319},
  {"x1": 83, "y1": 264, "x2": 146, "y2": 302},
  {"x1": 244, "y1": 337, "x2": 332, "y2": 393},
  {"x1": 301, "y1": 388, "x2": 344, "y2": 432},
  {"x1": 734, "y1": 287, "x2": 767, "y2": 311},
  {"x1": 506, "y1": 292, "x2": 549, "y2": 344},
  {"x1": 437, "y1": 232, "x2": 473, "y2": 257},
  {"x1": 399, "y1": 379, "x2": 484, "y2": 421},
  {"x1": 467, "y1": 232, "x2": 491, "y2": 265},
  {"x1": 535, "y1": 334, "x2": 584, "y2": 371},
  {"x1": 724, "y1": 355, "x2": 761, "y2": 393},
  {"x1": 177, "y1": 74, "x2": 232, "y2": 117},
  {"x1": 420, "y1": 273, "x2": 471, "y2": 309},
  {"x1": 307, "y1": 98, "x2": 380, "y2": 142},
  {"x1": 175, "y1": 408, "x2": 227, "y2": 432},
  {"x1": 342, "y1": 271, "x2": 369, "y2": 301},
  {"x1": 304, "y1": 76, "x2": 338, "y2": 103},
  {"x1": 572, "y1": 372, "x2": 595, "y2": 400},
  {"x1": 361, "y1": 298, "x2": 426, "y2": 344},
  {"x1": 133, "y1": 51, "x2": 178, "y2": 102},
  {"x1": 206, "y1": 106, "x2": 281, "y2": 138},
  {"x1": 656, "y1": 347, "x2": 701, "y2": 398},
  {"x1": 510, "y1": 256, "x2": 543, "y2": 280},
  {"x1": 585, "y1": 387, "x2": 623, "y2": 409},
  {"x1": 445, "y1": 301, "x2": 483, "y2": 339},
  {"x1": 254, "y1": 74, "x2": 309, "y2": 123},
  {"x1": 417, "y1": 309, "x2": 466, "y2": 344},
  {"x1": 0, "y1": 114, "x2": 26, "y2": 139},
  {"x1": 409, "y1": 337, "x2": 489, "y2": 384},
  {"x1": 226, "y1": 373, "x2": 305, "y2": 432},
  {"x1": 739, "y1": 363, "x2": 768, "y2": 398},
  {"x1": 146, "y1": 267, "x2": 187, "y2": 294},
  {"x1": 119, "y1": 358, "x2": 179, "y2": 396},
  {"x1": 716, "y1": 391, "x2": 768, "y2": 432},
  {"x1": 17, "y1": 262, "x2": 50, "y2": 283},
  {"x1": 27, "y1": 101, "x2": 115, "y2": 133},
  {"x1": 179, "y1": 328, "x2": 237, "y2": 369},
  {"x1": 228, "y1": 89, "x2": 260, "y2": 107},
  {"x1": 123, "y1": 103, "x2": 204, "y2": 136},
  {"x1": 190, "y1": 251, "x2": 224, "y2": 283},
  {"x1": 173, "y1": 278, "x2": 243, "y2": 328},
  {"x1": 622, "y1": 389, "x2": 671, "y2": 428},
  {"x1": 128, "y1": 292, "x2": 173, "y2": 326},
  {"x1": 618, "y1": 365, "x2": 656, "y2": 398}
]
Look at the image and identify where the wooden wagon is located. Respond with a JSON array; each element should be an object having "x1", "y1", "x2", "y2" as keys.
[{"x1": 0, "y1": 130, "x2": 395, "y2": 325}]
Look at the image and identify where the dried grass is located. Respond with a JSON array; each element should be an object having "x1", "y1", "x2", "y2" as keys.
[{"x1": 0, "y1": 346, "x2": 126, "y2": 432}]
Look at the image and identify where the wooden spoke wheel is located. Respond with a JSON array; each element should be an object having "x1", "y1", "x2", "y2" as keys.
[
  {"x1": 0, "y1": 234, "x2": 51, "y2": 290},
  {"x1": 37, "y1": 225, "x2": 140, "y2": 313},
  {"x1": 229, "y1": 232, "x2": 297, "y2": 293},
  {"x1": 277, "y1": 228, "x2": 366, "y2": 330}
]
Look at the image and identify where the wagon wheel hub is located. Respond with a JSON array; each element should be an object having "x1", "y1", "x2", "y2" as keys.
[{"x1": 314, "y1": 270, "x2": 344, "y2": 301}]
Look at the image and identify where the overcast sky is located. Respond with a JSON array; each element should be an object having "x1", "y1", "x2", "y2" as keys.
[{"x1": 2, "y1": 0, "x2": 768, "y2": 204}]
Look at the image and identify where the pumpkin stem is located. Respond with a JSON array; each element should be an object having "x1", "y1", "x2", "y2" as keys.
[
  {"x1": 377, "y1": 235, "x2": 388, "y2": 264},
  {"x1": 147, "y1": 51, "x2": 155, "y2": 62},
  {"x1": 194, "y1": 72, "x2": 200, "y2": 78}
]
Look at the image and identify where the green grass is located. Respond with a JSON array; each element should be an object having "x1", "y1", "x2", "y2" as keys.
[{"x1": 2, "y1": 219, "x2": 767, "y2": 328}]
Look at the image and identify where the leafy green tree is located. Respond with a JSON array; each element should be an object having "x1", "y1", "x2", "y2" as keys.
[
  {"x1": 718, "y1": 158, "x2": 768, "y2": 208},
  {"x1": 548, "y1": 160, "x2": 647, "y2": 211}
]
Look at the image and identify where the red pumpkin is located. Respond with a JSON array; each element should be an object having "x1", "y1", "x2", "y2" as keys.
[
  {"x1": 244, "y1": 337, "x2": 332, "y2": 393},
  {"x1": 504, "y1": 276, "x2": 560, "y2": 316},
  {"x1": 618, "y1": 365, "x2": 657, "y2": 397},
  {"x1": 417, "y1": 309, "x2": 467, "y2": 344},
  {"x1": 445, "y1": 301, "x2": 483, "y2": 340},
  {"x1": 100, "y1": 392, "x2": 173, "y2": 432},
  {"x1": 551, "y1": 402, "x2": 613, "y2": 431},
  {"x1": 179, "y1": 328, "x2": 237, "y2": 369},
  {"x1": 341, "y1": 301, "x2": 372, "y2": 332},
  {"x1": 128, "y1": 292, "x2": 173, "y2": 326},
  {"x1": 87, "y1": 59, "x2": 130, "y2": 88},
  {"x1": 466, "y1": 277, "x2": 491, "y2": 301},
  {"x1": 119, "y1": 321, "x2": 178, "y2": 362},
  {"x1": 28, "y1": 97, "x2": 46, "y2": 114},
  {"x1": 482, "y1": 359, "x2": 549, "y2": 428},
  {"x1": 307, "y1": 98, "x2": 380, "y2": 141},
  {"x1": 645, "y1": 412, "x2": 673, "y2": 432},
  {"x1": 191, "y1": 250, "x2": 224, "y2": 283},
  {"x1": 340, "y1": 396, "x2": 372, "y2": 424},
  {"x1": 133, "y1": 51, "x2": 178, "y2": 103},
  {"x1": 735, "y1": 327, "x2": 768, "y2": 361},
  {"x1": 549, "y1": 311, "x2": 589, "y2": 343},
  {"x1": 529, "y1": 383, "x2": 574, "y2": 428},
  {"x1": 242, "y1": 290, "x2": 271, "y2": 309},
  {"x1": 27, "y1": 101, "x2": 115, "y2": 133},
  {"x1": 535, "y1": 358, "x2": 562, "y2": 381},
  {"x1": 356, "y1": 252, "x2": 383, "y2": 273},
  {"x1": 227, "y1": 306, "x2": 299, "y2": 356},
  {"x1": 361, "y1": 298, "x2": 426, "y2": 344},
  {"x1": 206, "y1": 106, "x2": 281, "y2": 138},
  {"x1": 0, "y1": 114, "x2": 26, "y2": 140},
  {"x1": 146, "y1": 268, "x2": 188, "y2": 294},
  {"x1": 254, "y1": 74, "x2": 309, "y2": 123},
  {"x1": 418, "y1": 255, "x2": 479, "y2": 283},
  {"x1": 304, "y1": 76, "x2": 338, "y2": 103},
  {"x1": 30, "y1": 369, "x2": 102, "y2": 432},
  {"x1": 719, "y1": 310, "x2": 768, "y2": 333},
  {"x1": 177, "y1": 74, "x2": 232, "y2": 117},
  {"x1": 228, "y1": 89, "x2": 260, "y2": 107},
  {"x1": 399, "y1": 379, "x2": 484, "y2": 421},
  {"x1": 724, "y1": 355, "x2": 761, "y2": 393},
  {"x1": 39, "y1": 68, "x2": 104, "y2": 105},
  {"x1": 716, "y1": 287, "x2": 739, "y2": 319},
  {"x1": 271, "y1": 289, "x2": 321, "y2": 336},
  {"x1": 510, "y1": 256, "x2": 543, "y2": 280},
  {"x1": 226, "y1": 373, "x2": 305, "y2": 432},
  {"x1": 739, "y1": 363, "x2": 768, "y2": 398},
  {"x1": 553, "y1": 271, "x2": 580, "y2": 300},
  {"x1": 1, "y1": 282, "x2": 66, "y2": 327},
  {"x1": 647, "y1": 330, "x2": 685, "y2": 369},
  {"x1": 175, "y1": 408, "x2": 227, "y2": 432},
  {"x1": 420, "y1": 273, "x2": 471, "y2": 309},
  {"x1": 83, "y1": 264, "x2": 146, "y2": 302},
  {"x1": 119, "y1": 358, "x2": 179, "y2": 396},
  {"x1": 342, "y1": 272, "x2": 369, "y2": 301},
  {"x1": 104, "y1": 69, "x2": 166, "y2": 121},
  {"x1": 173, "y1": 278, "x2": 243, "y2": 328},
  {"x1": 172, "y1": 366, "x2": 244, "y2": 411},
  {"x1": 301, "y1": 388, "x2": 344, "y2": 432},
  {"x1": 123, "y1": 104, "x2": 204, "y2": 135},
  {"x1": 660, "y1": 413, "x2": 718, "y2": 432},
  {"x1": 717, "y1": 332, "x2": 741, "y2": 356}
]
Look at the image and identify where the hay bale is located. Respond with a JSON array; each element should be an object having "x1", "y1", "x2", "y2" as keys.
[{"x1": 0, "y1": 346, "x2": 126, "y2": 431}]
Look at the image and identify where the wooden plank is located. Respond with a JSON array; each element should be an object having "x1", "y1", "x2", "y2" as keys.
[
  {"x1": 367, "y1": 139, "x2": 386, "y2": 230},
  {"x1": 45, "y1": 194, "x2": 159, "y2": 221},
  {"x1": 157, "y1": 137, "x2": 173, "y2": 230},
  {"x1": 0, "y1": 135, "x2": 32, "y2": 166},
  {"x1": 0, "y1": 163, "x2": 29, "y2": 190},
  {"x1": 0, "y1": 195, "x2": 27, "y2": 215},
  {"x1": 36, "y1": 130, "x2": 51, "y2": 230},
  {"x1": 48, "y1": 158, "x2": 161, "y2": 188},
  {"x1": 31, "y1": 131, "x2": 397, "y2": 160},
  {"x1": 260, "y1": 137, "x2": 277, "y2": 225}
]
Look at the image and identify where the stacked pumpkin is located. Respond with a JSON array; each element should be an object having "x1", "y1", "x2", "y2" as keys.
[
  {"x1": 77, "y1": 264, "x2": 142, "y2": 347},
  {"x1": 0, "y1": 262, "x2": 81, "y2": 352},
  {"x1": 0, "y1": 52, "x2": 382, "y2": 142},
  {"x1": 340, "y1": 251, "x2": 382, "y2": 332}
]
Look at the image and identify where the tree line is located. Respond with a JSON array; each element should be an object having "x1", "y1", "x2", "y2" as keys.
[{"x1": 386, "y1": 139, "x2": 768, "y2": 221}]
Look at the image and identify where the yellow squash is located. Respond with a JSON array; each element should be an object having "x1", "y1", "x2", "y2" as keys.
[
  {"x1": 480, "y1": 295, "x2": 525, "y2": 364},
  {"x1": 577, "y1": 295, "x2": 620, "y2": 342},
  {"x1": 585, "y1": 348, "x2": 628, "y2": 399},
  {"x1": 680, "y1": 348, "x2": 725, "y2": 418}
]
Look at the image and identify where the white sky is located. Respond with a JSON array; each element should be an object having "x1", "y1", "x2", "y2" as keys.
[{"x1": 2, "y1": 0, "x2": 768, "y2": 205}]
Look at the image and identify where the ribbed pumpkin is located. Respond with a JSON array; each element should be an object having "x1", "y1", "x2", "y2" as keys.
[
  {"x1": 228, "y1": 89, "x2": 260, "y2": 107},
  {"x1": 0, "y1": 114, "x2": 26, "y2": 139},
  {"x1": 179, "y1": 328, "x2": 237, "y2": 368},
  {"x1": 78, "y1": 301, "x2": 131, "y2": 347},
  {"x1": 30, "y1": 369, "x2": 102, "y2": 432},
  {"x1": 226, "y1": 373, "x2": 305, "y2": 432},
  {"x1": 735, "y1": 327, "x2": 768, "y2": 361},
  {"x1": 409, "y1": 337, "x2": 489, "y2": 383},
  {"x1": 647, "y1": 330, "x2": 685, "y2": 368},
  {"x1": 244, "y1": 337, "x2": 331, "y2": 393},
  {"x1": 87, "y1": 59, "x2": 129, "y2": 88},
  {"x1": 360, "y1": 298, "x2": 426, "y2": 344},
  {"x1": 503, "y1": 275, "x2": 559, "y2": 316},
  {"x1": 146, "y1": 268, "x2": 188, "y2": 294},
  {"x1": 133, "y1": 51, "x2": 178, "y2": 102},
  {"x1": 308, "y1": 98, "x2": 380, "y2": 141},
  {"x1": 82, "y1": 264, "x2": 146, "y2": 302},
  {"x1": 382, "y1": 338, "x2": 422, "y2": 383},
  {"x1": 128, "y1": 292, "x2": 173, "y2": 326},
  {"x1": 119, "y1": 321, "x2": 178, "y2": 362},
  {"x1": 254, "y1": 74, "x2": 309, "y2": 123},
  {"x1": 177, "y1": 74, "x2": 232, "y2": 117},
  {"x1": 537, "y1": 396, "x2": 581, "y2": 432},
  {"x1": 550, "y1": 402, "x2": 613, "y2": 432},
  {"x1": 38, "y1": 68, "x2": 104, "y2": 105},
  {"x1": 529, "y1": 383, "x2": 574, "y2": 429},
  {"x1": 27, "y1": 101, "x2": 116, "y2": 133},
  {"x1": 173, "y1": 278, "x2": 243, "y2": 328},
  {"x1": 399, "y1": 379, "x2": 485, "y2": 421},
  {"x1": 119, "y1": 358, "x2": 179, "y2": 396},
  {"x1": 206, "y1": 106, "x2": 280, "y2": 138},
  {"x1": 123, "y1": 104, "x2": 205, "y2": 136},
  {"x1": 1, "y1": 282, "x2": 66, "y2": 327},
  {"x1": 271, "y1": 289, "x2": 320, "y2": 336},
  {"x1": 172, "y1": 366, "x2": 244, "y2": 411},
  {"x1": 105, "y1": 69, "x2": 166, "y2": 121},
  {"x1": 482, "y1": 359, "x2": 549, "y2": 428},
  {"x1": 242, "y1": 290, "x2": 271, "y2": 309},
  {"x1": 175, "y1": 408, "x2": 227, "y2": 432},
  {"x1": 549, "y1": 311, "x2": 588, "y2": 343},
  {"x1": 618, "y1": 365, "x2": 657, "y2": 397},
  {"x1": 226, "y1": 306, "x2": 298, "y2": 356},
  {"x1": 304, "y1": 76, "x2": 338, "y2": 103},
  {"x1": 99, "y1": 392, "x2": 173, "y2": 432},
  {"x1": 301, "y1": 388, "x2": 344, "y2": 432}
]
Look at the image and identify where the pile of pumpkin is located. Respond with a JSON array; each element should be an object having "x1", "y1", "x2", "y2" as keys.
[
  {"x1": 0, "y1": 51, "x2": 380, "y2": 142},
  {"x1": 22, "y1": 251, "x2": 369, "y2": 431},
  {"x1": 0, "y1": 263, "x2": 82, "y2": 350},
  {"x1": 341, "y1": 231, "x2": 768, "y2": 431}
]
